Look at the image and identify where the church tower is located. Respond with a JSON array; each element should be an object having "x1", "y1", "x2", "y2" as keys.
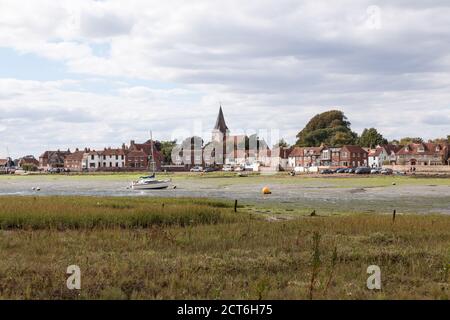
[{"x1": 212, "y1": 105, "x2": 229, "y2": 142}]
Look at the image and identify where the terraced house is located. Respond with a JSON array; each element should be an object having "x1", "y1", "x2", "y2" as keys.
[
  {"x1": 39, "y1": 150, "x2": 71, "y2": 169},
  {"x1": 396, "y1": 142, "x2": 449, "y2": 165},
  {"x1": 368, "y1": 144, "x2": 402, "y2": 167},
  {"x1": 287, "y1": 146, "x2": 323, "y2": 167}
]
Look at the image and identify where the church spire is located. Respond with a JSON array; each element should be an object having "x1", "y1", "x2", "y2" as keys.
[{"x1": 214, "y1": 105, "x2": 228, "y2": 133}]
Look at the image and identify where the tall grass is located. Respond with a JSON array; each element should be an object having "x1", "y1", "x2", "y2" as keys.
[
  {"x1": 0, "y1": 196, "x2": 449, "y2": 299},
  {"x1": 0, "y1": 196, "x2": 242, "y2": 230}
]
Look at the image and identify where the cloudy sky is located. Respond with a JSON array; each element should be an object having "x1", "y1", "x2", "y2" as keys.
[{"x1": 1, "y1": 0, "x2": 449, "y2": 158}]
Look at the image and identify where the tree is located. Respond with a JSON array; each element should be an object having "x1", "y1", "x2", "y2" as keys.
[
  {"x1": 389, "y1": 139, "x2": 400, "y2": 145},
  {"x1": 399, "y1": 137, "x2": 423, "y2": 145},
  {"x1": 429, "y1": 137, "x2": 450, "y2": 144},
  {"x1": 358, "y1": 128, "x2": 387, "y2": 148},
  {"x1": 159, "y1": 140, "x2": 177, "y2": 164},
  {"x1": 275, "y1": 139, "x2": 289, "y2": 148},
  {"x1": 295, "y1": 110, "x2": 358, "y2": 147}
]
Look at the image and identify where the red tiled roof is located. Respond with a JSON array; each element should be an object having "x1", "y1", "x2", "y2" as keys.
[
  {"x1": 102, "y1": 148, "x2": 126, "y2": 156},
  {"x1": 341, "y1": 145, "x2": 368, "y2": 154},
  {"x1": 397, "y1": 143, "x2": 448, "y2": 156},
  {"x1": 65, "y1": 151, "x2": 85, "y2": 161},
  {"x1": 289, "y1": 147, "x2": 304, "y2": 157},
  {"x1": 303, "y1": 146, "x2": 323, "y2": 155},
  {"x1": 383, "y1": 144, "x2": 402, "y2": 154}
]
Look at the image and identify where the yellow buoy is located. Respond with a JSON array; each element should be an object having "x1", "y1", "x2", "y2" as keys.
[{"x1": 262, "y1": 186, "x2": 272, "y2": 194}]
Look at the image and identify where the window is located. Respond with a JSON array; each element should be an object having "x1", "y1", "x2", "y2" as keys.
[
  {"x1": 116, "y1": 155, "x2": 119, "y2": 160},
  {"x1": 121, "y1": 155, "x2": 124, "y2": 160},
  {"x1": 116, "y1": 163, "x2": 119, "y2": 167},
  {"x1": 109, "y1": 162, "x2": 112, "y2": 167},
  {"x1": 91, "y1": 155, "x2": 94, "y2": 160}
]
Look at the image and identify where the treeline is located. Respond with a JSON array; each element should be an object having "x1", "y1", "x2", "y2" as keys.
[{"x1": 295, "y1": 110, "x2": 449, "y2": 148}]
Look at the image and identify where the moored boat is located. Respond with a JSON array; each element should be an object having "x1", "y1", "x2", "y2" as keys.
[{"x1": 130, "y1": 131, "x2": 173, "y2": 190}]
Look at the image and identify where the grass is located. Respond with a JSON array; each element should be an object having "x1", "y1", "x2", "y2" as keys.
[
  {"x1": 0, "y1": 196, "x2": 449, "y2": 299},
  {"x1": 0, "y1": 196, "x2": 240, "y2": 229}
]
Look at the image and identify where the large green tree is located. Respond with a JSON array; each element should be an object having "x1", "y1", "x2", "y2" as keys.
[
  {"x1": 295, "y1": 110, "x2": 358, "y2": 147},
  {"x1": 159, "y1": 140, "x2": 177, "y2": 164},
  {"x1": 358, "y1": 128, "x2": 387, "y2": 148}
]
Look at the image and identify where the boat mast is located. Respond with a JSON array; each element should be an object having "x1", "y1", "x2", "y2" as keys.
[{"x1": 149, "y1": 131, "x2": 155, "y2": 175}]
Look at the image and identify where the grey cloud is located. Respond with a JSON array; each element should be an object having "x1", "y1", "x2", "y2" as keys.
[{"x1": 80, "y1": 11, "x2": 133, "y2": 38}]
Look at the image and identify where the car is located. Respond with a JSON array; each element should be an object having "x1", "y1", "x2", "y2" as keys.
[
  {"x1": 335, "y1": 168, "x2": 347, "y2": 173},
  {"x1": 190, "y1": 166, "x2": 203, "y2": 172},
  {"x1": 394, "y1": 170, "x2": 406, "y2": 176},
  {"x1": 381, "y1": 168, "x2": 393, "y2": 175},
  {"x1": 234, "y1": 166, "x2": 244, "y2": 172},
  {"x1": 48, "y1": 167, "x2": 62, "y2": 173},
  {"x1": 203, "y1": 167, "x2": 216, "y2": 173},
  {"x1": 222, "y1": 165, "x2": 234, "y2": 172},
  {"x1": 355, "y1": 167, "x2": 371, "y2": 174},
  {"x1": 370, "y1": 168, "x2": 381, "y2": 174},
  {"x1": 320, "y1": 169, "x2": 334, "y2": 174},
  {"x1": 347, "y1": 168, "x2": 356, "y2": 173}
]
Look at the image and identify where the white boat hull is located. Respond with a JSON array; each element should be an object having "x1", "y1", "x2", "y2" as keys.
[{"x1": 131, "y1": 180, "x2": 171, "y2": 190}]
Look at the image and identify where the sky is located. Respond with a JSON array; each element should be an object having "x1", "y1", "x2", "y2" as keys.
[{"x1": 0, "y1": 0, "x2": 449, "y2": 158}]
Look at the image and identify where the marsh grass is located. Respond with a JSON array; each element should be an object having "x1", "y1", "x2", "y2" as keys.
[
  {"x1": 0, "y1": 196, "x2": 449, "y2": 299},
  {"x1": 0, "y1": 196, "x2": 241, "y2": 230}
]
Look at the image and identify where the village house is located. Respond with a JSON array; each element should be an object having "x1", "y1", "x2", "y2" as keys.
[
  {"x1": 101, "y1": 148, "x2": 126, "y2": 169},
  {"x1": 368, "y1": 144, "x2": 402, "y2": 167},
  {"x1": 82, "y1": 147, "x2": 127, "y2": 171},
  {"x1": 39, "y1": 150, "x2": 71, "y2": 170},
  {"x1": 17, "y1": 155, "x2": 39, "y2": 170},
  {"x1": 64, "y1": 148, "x2": 87, "y2": 171},
  {"x1": 287, "y1": 147, "x2": 303, "y2": 168},
  {"x1": 320, "y1": 145, "x2": 368, "y2": 167},
  {"x1": 0, "y1": 157, "x2": 14, "y2": 172},
  {"x1": 396, "y1": 142, "x2": 449, "y2": 166},
  {"x1": 82, "y1": 150, "x2": 104, "y2": 170},
  {"x1": 126, "y1": 140, "x2": 163, "y2": 170}
]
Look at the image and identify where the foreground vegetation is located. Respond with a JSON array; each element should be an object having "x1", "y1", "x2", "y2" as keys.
[{"x1": 0, "y1": 196, "x2": 449, "y2": 299}]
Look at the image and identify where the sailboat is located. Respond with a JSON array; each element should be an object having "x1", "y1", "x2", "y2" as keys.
[{"x1": 131, "y1": 132, "x2": 172, "y2": 190}]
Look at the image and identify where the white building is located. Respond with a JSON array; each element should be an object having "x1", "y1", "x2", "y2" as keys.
[
  {"x1": 368, "y1": 145, "x2": 401, "y2": 167},
  {"x1": 83, "y1": 148, "x2": 126, "y2": 170}
]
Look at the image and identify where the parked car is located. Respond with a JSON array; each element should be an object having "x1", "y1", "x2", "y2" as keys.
[
  {"x1": 190, "y1": 166, "x2": 203, "y2": 172},
  {"x1": 355, "y1": 167, "x2": 371, "y2": 174},
  {"x1": 222, "y1": 165, "x2": 233, "y2": 172},
  {"x1": 335, "y1": 168, "x2": 347, "y2": 173},
  {"x1": 347, "y1": 168, "x2": 356, "y2": 173},
  {"x1": 234, "y1": 166, "x2": 244, "y2": 172},
  {"x1": 381, "y1": 168, "x2": 393, "y2": 175},
  {"x1": 203, "y1": 167, "x2": 216, "y2": 173},
  {"x1": 394, "y1": 170, "x2": 406, "y2": 176},
  {"x1": 320, "y1": 169, "x2": 334, "y2": 174},
  {"x1": 370, "y1": 168, "x2": 381, "y2": 174}
]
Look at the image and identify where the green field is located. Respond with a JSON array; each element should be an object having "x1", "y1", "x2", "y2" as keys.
[{"x1": 0, "y1": 196, "x2": 449, "y2": 299}]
